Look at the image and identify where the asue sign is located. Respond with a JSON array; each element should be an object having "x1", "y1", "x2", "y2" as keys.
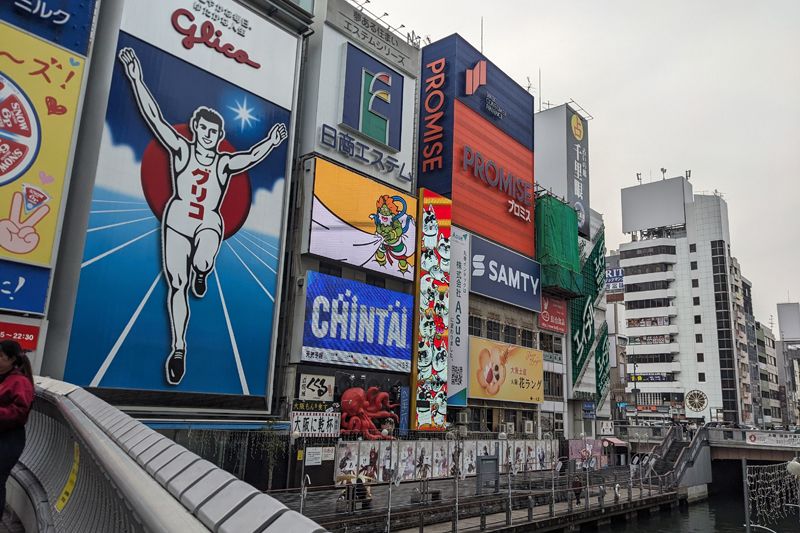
[{"x1": 470, "y1": 236, "x2": 541, "y2": 313}]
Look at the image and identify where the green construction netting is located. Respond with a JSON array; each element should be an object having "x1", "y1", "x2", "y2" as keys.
[
  {"x1": 535, "y1": 195, "x2": 580, "y2": 272},
  {"x1": 535, "y1": 195, "x2": 583, "y2": 297}
]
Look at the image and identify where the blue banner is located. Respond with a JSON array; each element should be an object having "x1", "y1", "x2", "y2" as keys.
[
  {"x1": 470, "y1": 236, "x2": 541, "y2": 313},
  {"x1": 302, "y1": 271, "x2": 413, "y2": 372},
  {"x1": 1, "y1": 0, "x2": 98, "y2": 56},
  {"x1": 0, "y1": 259, "x2": 49, "y2": 315}
]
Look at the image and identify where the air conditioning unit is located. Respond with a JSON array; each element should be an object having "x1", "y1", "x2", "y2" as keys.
[
  {"x1": 524, "y1": 420, "x2": 534, "y2": 434},
  {"x1": 457, "y1": 411, "x2": 468, "y2": 425},
  {"x1": 505, "y1": 422, "x2": 515, "y2": 434}
]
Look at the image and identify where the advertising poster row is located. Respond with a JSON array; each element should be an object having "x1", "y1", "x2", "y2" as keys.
[
  {"x1": 335, "y1": 438, "x2": 559, "y2": 484},
  {"x1": 62, "y1": 0, "x2": 301, "y2": 402}
]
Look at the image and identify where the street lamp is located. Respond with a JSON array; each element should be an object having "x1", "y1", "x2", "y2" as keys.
[
  {"x1": 580, "y1": 432, "x2": 589, "y2": 509},
  {"x1": 544, "y1": 433, "x2": 554, "y2": 506}
]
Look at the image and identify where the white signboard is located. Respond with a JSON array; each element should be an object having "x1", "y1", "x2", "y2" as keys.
[
  {"x1": 322, "y1": 446, "x2": 336, "y2": 461},
  {"x1": 298, "y1": 373, "x2": 334, "y2": 401},
  {"x1": 448, "y1": 227, "x2": 470, "y2": 406},
  {"x1": 291, "y1": 411, "x2": 340, "y2": 437},
  {"x1": 599, "y1": 421, "x2": 614, "y2": 436},
  {"x1": 297, "y1": 24, "x2": 418, "y2": 191},
  {"x1": 121, "y1": 0, "x2": 298, "y2": 110},
  {"x1": 746, "y1": 432, "x2": 800, "y2": 448},
  {"x1": 305, "y1": 447, "x2": 323, "y2": 466}
]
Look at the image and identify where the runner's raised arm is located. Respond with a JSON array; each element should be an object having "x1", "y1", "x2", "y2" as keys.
[{"x1": 118, "y1": 47, "x2": 187, "y2": 155}]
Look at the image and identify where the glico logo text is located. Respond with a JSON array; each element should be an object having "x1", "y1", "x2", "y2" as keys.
[
  {"x1": 463, "y1": 145, "x2": 532, "y2": 209},
  {"x1": 341, "y1": 44, "x2": 404, "y2": 151}
]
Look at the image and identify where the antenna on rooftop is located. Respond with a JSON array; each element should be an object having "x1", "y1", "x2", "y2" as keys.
[
  {"x1": 526, "y1": 77, "x2": 532, "y2": 93},
  {"x1": 660, "y1": 168, "x2": 667, "y2": 180},
  {"x1": 636, "y1": 173, "x2": 642, "y2": 185},
  {"x1": 685, "y1": 170, "x2": 691, "y2": 180}
]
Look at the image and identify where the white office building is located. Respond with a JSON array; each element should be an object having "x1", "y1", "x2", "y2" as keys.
[{"x1": 619, "y1": 176, "x2": 740, "y2": 424}]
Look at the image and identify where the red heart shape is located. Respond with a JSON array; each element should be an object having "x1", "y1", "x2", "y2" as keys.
[{"x1": 45, "y1": 96, "x2": 67, "y2": 116}]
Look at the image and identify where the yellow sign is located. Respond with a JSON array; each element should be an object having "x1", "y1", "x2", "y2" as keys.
[
  {"x1": 310, "y1": 158, "x2": 417, "y2": 278},
  {"x1": 571, "y1": 114, "x2": 584, "y2": 141},
  {"x1": 0, "y1": 23, "x2": 85, "y2": 266},
  {"x1": 297, "y1": 450, "x2": 304, "y2": 461},
  {"x1": 469, "y1": 337, "x2": 543, "y2": 403},
  {"x1": 56, "y1": 442, "x2": 80, "y2": 512}
]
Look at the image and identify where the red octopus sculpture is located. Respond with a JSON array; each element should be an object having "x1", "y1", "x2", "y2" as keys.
[{"x1": 340, "y1": 387, "x2": 399, "y2": 440}]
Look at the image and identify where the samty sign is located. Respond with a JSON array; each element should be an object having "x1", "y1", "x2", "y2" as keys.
[{"x1": 470, "y1": 236, "x2": 541, "y2": 313}]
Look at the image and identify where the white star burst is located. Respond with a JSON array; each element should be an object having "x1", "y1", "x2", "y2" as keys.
[{"x1": 228, "y1": 98, "x2": 259, "y2": 131}]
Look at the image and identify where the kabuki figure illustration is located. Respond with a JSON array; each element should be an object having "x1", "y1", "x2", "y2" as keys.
[
  {"x1": 370, "y1": 195, "x2": 412, "y2": 274},
  {"x1": 118, "y1": 48, "x2": 287, "y2": 385}
]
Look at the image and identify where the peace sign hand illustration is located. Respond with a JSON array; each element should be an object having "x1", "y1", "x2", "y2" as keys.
[{"x1": 0, "y1": 192, "x2": 50, "y2": 254}]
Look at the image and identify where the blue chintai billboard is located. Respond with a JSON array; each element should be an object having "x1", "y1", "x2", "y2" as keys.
[
  {"x1": 301, "y1": 271, "x2": 413, "y2": 373},
  {"x1": 63, "y1": 0, "x2": 300, "y2": 402}
]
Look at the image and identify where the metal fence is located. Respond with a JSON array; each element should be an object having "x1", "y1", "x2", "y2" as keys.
[{"x1": 269, "y1": 447, "x2": 676, "y2": 533}]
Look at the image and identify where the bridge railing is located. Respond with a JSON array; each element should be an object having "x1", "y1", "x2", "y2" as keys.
[
  {"x1": 671, "y1": 427, "x2": 708, "y2": 484},
  {"x1": 613, "y1": 425, "x2": 668, "y2": 443},
  {"x1": 7, "y1": 378, "x2": 328, "y2": 533}
]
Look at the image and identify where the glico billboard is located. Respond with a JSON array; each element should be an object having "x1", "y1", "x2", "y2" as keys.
[
  {"x1": 417, "y1": 34, "x2": 535, "y2": 258},
  {"x1": 63, "y1": 0, "x2": 300, "y2": 406}
]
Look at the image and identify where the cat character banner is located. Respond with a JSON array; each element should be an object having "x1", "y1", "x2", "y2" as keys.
[
  {"x1": 307, "y1": 159, "x2": 416, "y2": 279},
  {"x1": 411, "y1": 189, "x2": 451, "y2": 430},
  {"x1": 64, "y1": 0, "x2": 299, "y2": 402}
]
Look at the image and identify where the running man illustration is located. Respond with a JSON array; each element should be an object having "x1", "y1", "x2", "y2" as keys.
[{"x1": 118, "y1": 47, "x2": 287, "y2": 385}]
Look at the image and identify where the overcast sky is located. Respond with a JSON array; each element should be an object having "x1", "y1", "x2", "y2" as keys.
[{"x1": 366, "y1": 0, "x2": 800, "y2": 330}]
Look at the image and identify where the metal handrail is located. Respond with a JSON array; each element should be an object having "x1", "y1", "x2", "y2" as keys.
[{"x1": 10, "y1": 378, "x2": 328, "y2": 533}]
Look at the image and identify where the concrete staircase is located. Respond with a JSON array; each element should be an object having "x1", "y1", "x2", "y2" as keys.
[{"x1": 653, "y1": 440, "x2": 690, "y2": 476}]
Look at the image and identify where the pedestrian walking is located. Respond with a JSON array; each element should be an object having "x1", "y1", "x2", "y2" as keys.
[
  {"x1": 689, "y1": 422, "x2": 697, "y2": 440},
  {"x1": 572, "y1": 475, "x2": 583, "y2": 504},
  {"x1": 0, "y1": 341, "x2": 35, "y2": 513}
]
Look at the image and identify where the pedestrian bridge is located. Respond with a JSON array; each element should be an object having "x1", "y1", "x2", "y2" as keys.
[{"x1": 3, "y1": 378, "x2": 328, "y2": 533}]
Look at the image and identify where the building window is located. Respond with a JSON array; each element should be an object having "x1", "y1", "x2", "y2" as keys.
[
  {"x1": 520, "y1": 329, "x2": 535, "y2": 348},
  {"x1": 695, "y1": 315, "x2": 702, "y2": 324},
  {"x1": 696, "y1": 334, "x2": 703, "y2": 343},
  {"x1": 690, "y1": 261, "x2": 698, "y2": 270},
  {"x1": 504, "y1": 325, "x2": 517, "y2": 345},
  {"x1": 318, "y1": 262, "x2": 342, "y2": 277},
  {"x1": 692, "y1": 279, "x2": 699, "y2": 288},
  {"x1": 698, "y1": 373, "x2": 706, "y2": 382},
  {"x1": 697, "y1": 353, "x2": 704, "y2": 362},
  {"x1": 486, "y1": 320, "x2": 501, "y2": 341},
  {"x1": 365, "y1": 274, "x2": 385, "y2": 288},
  {"x1": 690, "y1": 244, "x2": 697, "y2": 253},
  {"x1": 543, "y1": 372, "x2": 564, "y2": 398},
  {"x1": 693, "y1": 297, "x2": 700, "y2": 306},
  {"x1": 540, "y1": 332, "x2": 554, "y2": 353},
  {"x1": 468, "y1": 316, "x2": 482, "y2": 337}
]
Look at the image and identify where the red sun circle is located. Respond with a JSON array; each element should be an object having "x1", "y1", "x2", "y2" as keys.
[{"x1": 140, "y1": 124, "x2": 251, "y2": 240}]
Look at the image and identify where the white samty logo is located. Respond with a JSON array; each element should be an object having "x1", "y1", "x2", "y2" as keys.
[{"x1": 472, "y1": 254, "x2": 485, "y2": 277}]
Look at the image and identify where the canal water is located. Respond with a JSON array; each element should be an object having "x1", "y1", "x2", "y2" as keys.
[{"x1": 610, "y1": 491, "x2": 800, "y2": 532}]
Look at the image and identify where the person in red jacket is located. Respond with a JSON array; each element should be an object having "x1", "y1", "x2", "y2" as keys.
[{"x1": 0, "y1": 340, "x2": 34, "y2": 513}]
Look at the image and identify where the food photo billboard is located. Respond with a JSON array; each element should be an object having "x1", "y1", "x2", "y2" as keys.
[
  {"x1": 308, "y1": 158, "x2": 416, "y2": 279},
  {"x1": 469, "y1": 337, "x2": 543, "y2": 404},
  {"x1": 417, "y1": 33, "x2": 535, "y2": 257},
  {"x1": 63, "y1": 0, "x2": 300, "y2": 404}
]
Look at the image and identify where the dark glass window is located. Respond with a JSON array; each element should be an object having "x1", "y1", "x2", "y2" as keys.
[
  {"x1": 692, "y1": 279, "x2": 699, "y2": 288},
  {"x1": 520, "y1": 329, "x2": 534, "y2": 348},
  {"x1": 697, "y1": 353, "x2": 704, "y2": 362},
  {"x1": 319, "y1": 262, "x2": 342, "y2": 277},
  {"x1": 486, "y1": 320, "x2": 501, "y2": 341},
  {"x1": 690, "y1": 244, "x2": 697, "y2": 252},
  {"x1": 698, "y1": 373, "x2": 706, "y2": 382},
  {"x1": 468, "y1": 316, "x2": 482, "y2": 337},
  {"x1": 690, "y1": 261, "x2": 698, "y2": 270},
  {"x1": 696, "y1": 334, "x2": 703, "y2": 342},
  {"x1": 504, "y1": 325, "x2": 517, "y2": 345},
  {"x1": 693, "y1": 297, "x2": 700, "y2": 305},
  {"x1": 695, "y1": 315, "x2": 702, "y2": 324}
]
